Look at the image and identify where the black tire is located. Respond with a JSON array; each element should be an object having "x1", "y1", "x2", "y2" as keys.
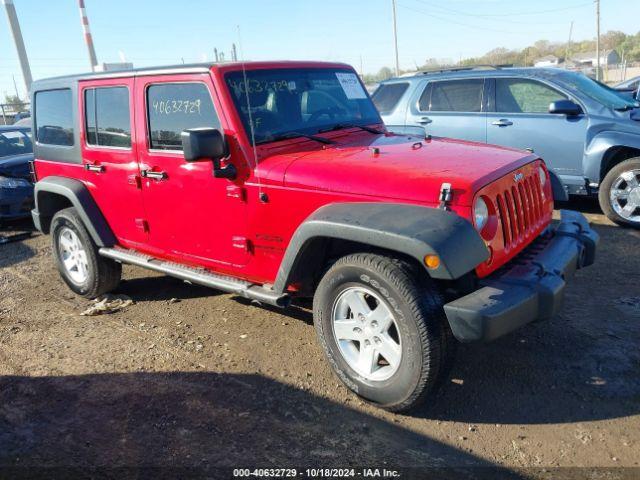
[
  {"x1": 313, "y1": 253, "x2": 451, "y2": 412},
  {"x1": 599, "y1": 157, "x2": 640, "y2": 229},
  {"x1": 51, "y1": 207, "x2": 121, "y2": 298}
]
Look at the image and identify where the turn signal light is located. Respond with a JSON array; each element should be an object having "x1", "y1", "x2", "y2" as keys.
[{"x1": 424, "y1": 254, "x2": 441, "y2": 270}]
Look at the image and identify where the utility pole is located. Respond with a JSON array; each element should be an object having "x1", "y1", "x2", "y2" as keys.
[
  {"x1": 231, "y1": 43, "x2": 238, "y2": 62},
  {"x1": 565, "y1": 20, "x2": 574, "y2": 67},
  {"x1": 2, "y1": 0, "x2": 32, "y2": 94},
  {"x1": 78, "y1": 0, "x2": 98, "y2": 71},
  {"x1": 391, "y1": 0, "x2": 400, "y2": 76},
  {"x1": 214, "y1": 48, "x2": 219, "y2": 62},
  {"x1": 595, "y1": 0, "x2": 601, "y2": 81}
]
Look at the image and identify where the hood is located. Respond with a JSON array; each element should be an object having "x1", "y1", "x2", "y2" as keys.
[
  {"x1": 270, "y1": 134, "x2": 536, "y2": 207},
  {"x1": 0, "y1": 153, "x2": 33, "y2": 180}
]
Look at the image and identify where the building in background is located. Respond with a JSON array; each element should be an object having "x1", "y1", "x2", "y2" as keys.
[
  {"x1": 571, "y1": 50, "x2": 620, "y2": 67},
  {"x1": 534, "y1": 55, "x2": 562, "y2": 67}
]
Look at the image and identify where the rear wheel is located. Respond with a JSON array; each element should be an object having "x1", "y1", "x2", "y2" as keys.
[
  {"x1": 51, "y1": 207, "x2": 121, "y2": 298},
  {"x1": 599, "y1": 158, "x2": 640, "y2": 228},
  {"x1": 313, "y1": 253, "x2": 451, "y2": 412}
]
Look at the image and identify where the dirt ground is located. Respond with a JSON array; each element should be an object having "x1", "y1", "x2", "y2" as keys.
[{"x1": 0, "y1": 198, "x2": 639, "y2": 478}]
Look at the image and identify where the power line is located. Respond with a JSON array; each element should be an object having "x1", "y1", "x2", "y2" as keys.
[
  {"x1": 410, "y1": 0, "x2": 592, "y2": 18},
  {"x1": 397, "y1": 3, "x2": 563, "y2": 35}
]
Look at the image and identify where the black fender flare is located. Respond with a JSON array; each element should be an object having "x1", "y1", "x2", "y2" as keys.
[
  {"x1": 32, "y1": 176, "x2": 116, "y2": 247},
  {"x1": 273, "y1": 202, "x2": 489, "y2": 293}
]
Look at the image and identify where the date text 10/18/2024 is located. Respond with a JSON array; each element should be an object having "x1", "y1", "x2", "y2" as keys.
[{"x1": 233, "y1": 468, "x2": 401, "y2": 478}]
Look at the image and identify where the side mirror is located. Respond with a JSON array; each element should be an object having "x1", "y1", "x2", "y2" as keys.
[
  {"x1": 549, "y1": 99, "x2": 582, "y2": 116},
  {"x1": 181, "y1": 128, "x2": 236, "y2": 179}
]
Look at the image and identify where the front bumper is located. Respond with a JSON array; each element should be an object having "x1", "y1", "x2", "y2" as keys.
[
  {"x1": 0, "y1": 186, "x2": 34, "y2": 220},
  {"x1": 444, "y1": 210, "x2": 598, "y2": 342}
]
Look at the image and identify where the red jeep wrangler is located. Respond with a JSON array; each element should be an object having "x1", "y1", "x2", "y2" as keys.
[{"x1": 30, "y1": 61, "x2": 597, "y2": 411}]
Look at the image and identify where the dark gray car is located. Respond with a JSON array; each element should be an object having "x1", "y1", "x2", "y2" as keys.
[
  {"x1": 373, "y1": 67, "x2": 640, "y2": 228},
  {"x1": 0, "y1": 126, "x2": 34, "y2": 221}
]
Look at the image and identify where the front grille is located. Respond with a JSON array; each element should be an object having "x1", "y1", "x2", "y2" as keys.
[{"x1": 494, "y1": 172, "x2": 546, "y2": 251}]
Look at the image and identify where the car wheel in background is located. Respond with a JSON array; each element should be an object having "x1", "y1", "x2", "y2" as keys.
[
  {"x1": 313, "y1": 253, "x2": 452, "y2": 412},
  {"x1": 599, "y1": 158, "x2": 640, "y2": 229},
  {"x1": 51, "y1": 207, "x2": 121, "y2": 298}
]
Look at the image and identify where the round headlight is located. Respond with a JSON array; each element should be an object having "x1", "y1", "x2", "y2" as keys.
[
  {"x1": 474, "y1": 197, "x2": 489, "y2": 231},
  {"x1": 538, "y1": 166, "x2": 547, "y2": 187}
]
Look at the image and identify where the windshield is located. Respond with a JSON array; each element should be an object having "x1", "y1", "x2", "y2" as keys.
[
  {"x1": 557, "y1": 71, "x2": 639, "y2": 110},
  {"x1": 225, "y1": 68, "x2": 381, "y2": 144},
  {"x1": 0, "y1": 130, "x2": 33, "y2": 158}
]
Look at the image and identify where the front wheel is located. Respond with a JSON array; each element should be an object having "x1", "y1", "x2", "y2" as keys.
[
  {"x1": 599, "y1": 158, "x2": 640, "y2": 228},
  {"x1": 313, "y1": 253, "x2": 451, "y2": 412}
]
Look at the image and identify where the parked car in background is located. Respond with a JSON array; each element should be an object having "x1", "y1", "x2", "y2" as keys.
[
  {"x1": 373, "y1": 66, "x2": 640, "y2": 228},
  {"x1": 614, "y1": 75, "x2": 640, "y2": 99},
  {"x1": 13, "y1": 111, "x2": 31, "y2": 122},
  {"x1": 0, "y1": 125, "x2": 34, "y2": 221},
  {"x1": 29, "y1": 61, "x2": 597, "y2": 412},
  {"x1": 13, "y1": 117, "x2": 32, "y2": 128}
]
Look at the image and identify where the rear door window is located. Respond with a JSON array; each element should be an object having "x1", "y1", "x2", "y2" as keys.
[
  {"x1": 146, "y1": 83, "x2": 220, "y2": 151},
  {"x1": 372, "y1": 83, "x2": 409, "y2": 114},
  {"x1": 424, "y1": 79, "x2": 484, "y2": 112},
  {"x1": 35, "y1": 89, "x2": 74, "y2": 146},
  {"x1": 496, "y1": 78, "x2": 567, "y2": 113},
  {"x1": 85, "y1": 86, "x2": 132, "y2": 148}
]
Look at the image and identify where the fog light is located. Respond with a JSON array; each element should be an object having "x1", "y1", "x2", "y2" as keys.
[{"x1": 424, "y1": 254, "x2": 440, "y2": 269}]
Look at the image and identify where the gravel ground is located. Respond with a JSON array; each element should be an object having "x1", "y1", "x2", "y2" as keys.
[{"x1": 0, "y1": 198, "x2": 639, "y2": 477}]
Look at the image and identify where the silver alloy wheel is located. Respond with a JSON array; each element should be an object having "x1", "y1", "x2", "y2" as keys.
[
  {"x1": 610, "y1": 169, "x2": 640, "y2": 224},
  {"x1": 331, "y1": 286, "x2": 402, "y2": 381},
  {"x1": 58, "y1": 227, "x2": 89, "y2": 284}
]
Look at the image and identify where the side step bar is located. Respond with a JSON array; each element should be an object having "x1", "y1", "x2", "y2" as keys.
[{"x1": 99, "y1": 247, "x2": 290, "y2": 308}]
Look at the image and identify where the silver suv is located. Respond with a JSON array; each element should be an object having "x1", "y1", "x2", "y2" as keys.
[{"x1": 373, "y1": 66, "x2": 640, "y2": 228}]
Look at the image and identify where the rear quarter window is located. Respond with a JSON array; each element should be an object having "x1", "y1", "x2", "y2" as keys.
[
  {"x1": 35, "y1": 89, "x2": 74, "y2": 146},
  {"x1": 372, "y1": 83, "x2": 409, "y2": 115}
]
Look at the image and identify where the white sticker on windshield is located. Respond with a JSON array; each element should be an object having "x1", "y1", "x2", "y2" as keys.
[{"x1": 335, "y1": 72, "x2": 367, "y2": 99}]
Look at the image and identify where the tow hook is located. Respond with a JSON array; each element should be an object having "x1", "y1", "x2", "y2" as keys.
[{"x1": 439, "y1": 183, "x2": 452, "y2": 211}]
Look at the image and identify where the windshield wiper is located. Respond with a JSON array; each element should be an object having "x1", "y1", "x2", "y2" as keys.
[
  {"x1": 319, "y1": 123, "x2": 384, "y2": 134},
  {"x1": 262, "y1": 132, "x2": 335, "y2": 145}
]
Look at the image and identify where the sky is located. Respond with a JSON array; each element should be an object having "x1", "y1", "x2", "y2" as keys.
[{"x1": 1, "y1": 0, "x2": 639, "y2": 100}]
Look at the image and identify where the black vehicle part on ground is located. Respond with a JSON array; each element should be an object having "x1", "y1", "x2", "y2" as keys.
[
  {"x1": 32, "y1": 176, "x2": 116, "y2": 247},
  {"x1": 273, "y1": 202, "x2": 490, "y2": 293},
  {"x1": 0, "y1": 231, "x2": 32, "y2": 245},
  {"x1": 444, "y1": 210, "x2": 598, "y2": 342}
]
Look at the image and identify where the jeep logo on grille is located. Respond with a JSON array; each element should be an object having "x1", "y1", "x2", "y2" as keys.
[{"x1": 514, "y1": 172, "x2": 525, "y2": 182}]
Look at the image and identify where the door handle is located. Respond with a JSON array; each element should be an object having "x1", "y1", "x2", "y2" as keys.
[
  {"x1": 84, "y1": 163, "x2": 104, "y2": 173},
  {"x1": 492, "y1": 119, "x2": 513, "y2": 127},
  {"x1": 141, "y1": 170, "x2": 167, "y2": 180},
  {"x1": 418, "y1": 116, "x2": 433, "y2": 125}
]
